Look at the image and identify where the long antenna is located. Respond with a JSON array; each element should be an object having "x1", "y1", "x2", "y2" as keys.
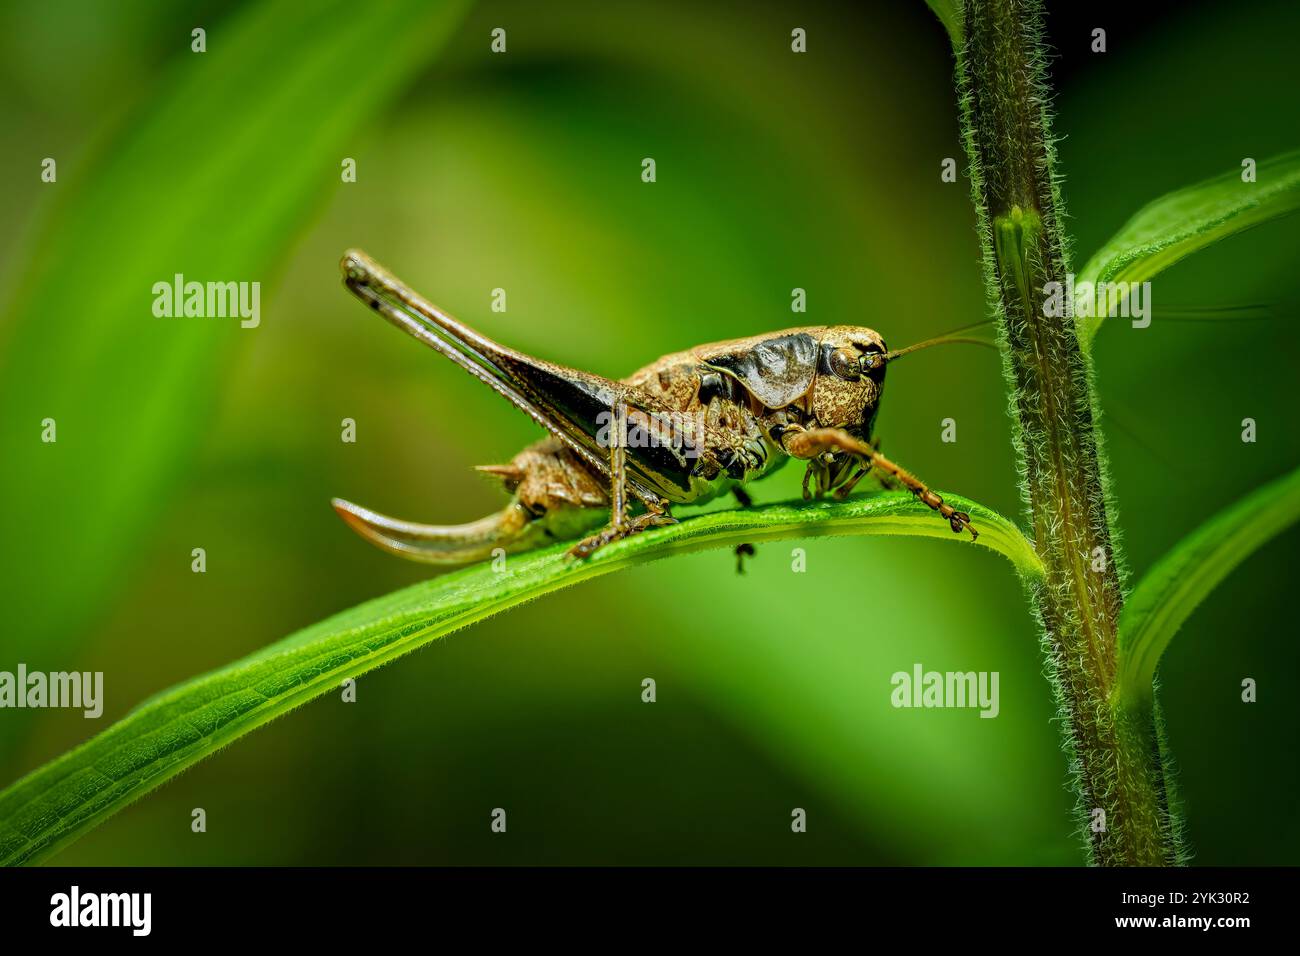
[
  {"x1": 884, "y1": 334, "x2": 999, "y2": 363},
  {"x1": 880, "y1": 317, "x2": 1001, "y2": 365}
]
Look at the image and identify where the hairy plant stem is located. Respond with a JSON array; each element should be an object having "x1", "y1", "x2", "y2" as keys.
[{"x1": 957, "y1": 0, "x2": 1178, "y2": 865}]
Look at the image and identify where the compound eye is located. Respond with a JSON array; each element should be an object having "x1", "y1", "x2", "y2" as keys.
[
  {"x1": 859, "y1": 342, "x2": 886, "y2": 374},
  {"x1": 829, "y1": 347, "x2": 861, "y2": 380}
]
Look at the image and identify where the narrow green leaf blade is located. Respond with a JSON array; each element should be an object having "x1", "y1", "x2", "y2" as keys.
[
  {"x1": 0, "y1": 493, "x2": 1037, "y2": 865},
  {"x1": 1117, "y1": 464, "x2": 1300, "y2": 705},
  {"x1": 0, "y1": 0, "x2": 470, "y2": 666},
  {"x1": 924, "y1": 0, "x2": 963, "y2": 48},
  {"x1": 1077, "y1": 150, "x2": 1300, "y2": 347}
]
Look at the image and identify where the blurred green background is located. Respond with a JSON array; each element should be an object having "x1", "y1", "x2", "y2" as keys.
[{"x1": 1, "y1": 0, "x2": 1296, "y2": 865}]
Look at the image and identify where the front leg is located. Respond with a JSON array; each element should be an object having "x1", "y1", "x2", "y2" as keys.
[
  {"x1": 783, "y1": 428, "x2": 978, "y2": 541},
  {"x1": 837, "y1": 436, "x2": 900, "y2": 497}
]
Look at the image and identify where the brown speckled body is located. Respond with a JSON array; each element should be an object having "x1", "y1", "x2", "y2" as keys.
[
  {"x1": 333, "y1": 251, "x2": 973, "y2": 564},
  {"x1": 495, "y1": 325, "x2": 890, "y2": 521}
]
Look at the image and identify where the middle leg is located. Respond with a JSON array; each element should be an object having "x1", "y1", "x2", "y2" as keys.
[{"x1": 569, "y1": 429, "x2": 675, "y2": 559}]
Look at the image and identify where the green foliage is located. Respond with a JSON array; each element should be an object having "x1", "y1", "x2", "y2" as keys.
[
  {"x1": 2, "y1": 0, "x2": 1296, "y2": 869},
  {"x1": 0, "y1": 0, "x2": 471, "y2": 664},
  {"x1": 1076, "y1": 150, "x2": 1300, "y2": 347},
  {"x1": 958, "y1": 3, "x2": 1300, "y2": 865},
  {"x1": 1116, "y1": 464, "x2": 1300, "y2": 707},
  {"x1": 924, "y1": 0, "x2": 963, "y2": 47},
  {"x1": 0, "y1": 491, "x2": 1034, "y2": 865},
  {"x1": 959, "y1": 0, "x2": 1165, "y2": 865}
]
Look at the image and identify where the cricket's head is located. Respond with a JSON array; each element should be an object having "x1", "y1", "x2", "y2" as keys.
[
  {"x1": 811, "y1": 326, "x2": 888, "y2": 434},
  {"x1": 808, "y1": 324, "x2": 998, "y2": 435}
]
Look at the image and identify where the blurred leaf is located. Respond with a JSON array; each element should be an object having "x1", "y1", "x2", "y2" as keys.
[
  {"x1": 1076, "y1": 150, "x2": 1300, "y2": 347},
  {"x1": 0, "y1": 491, "x2": 1036, "y2": 864},
  {"x1": 924, "y1": 0, "x2": 963, "y2": 48},
  {"x1": 1116, "y1": 463, "x2": 1300, "y2": 706},
  {"x1": 0, "y1": 0, "x2": 470, "y2": 664}
]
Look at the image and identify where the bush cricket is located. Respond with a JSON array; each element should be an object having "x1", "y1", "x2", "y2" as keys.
[{"x1": 333, "y1": 250, "x2": 980, "y2": 563}]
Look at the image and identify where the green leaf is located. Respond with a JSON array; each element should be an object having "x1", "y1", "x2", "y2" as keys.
[
  {"x1": 924, "y1": 0, "x2": 963, "y2": 48},
  {"x1": 0, "y1": 0, "x2": 471, "y2": 667},
  {"x1": 0, "y1": 492, "x2": 1037, "y2": 865},
  {"x1": 1076, "y1": 150, "x2": 1300, "y2": 347},
  {"x1": 1116, "y1": 464, "x2": 1300, "y2": 706}
]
